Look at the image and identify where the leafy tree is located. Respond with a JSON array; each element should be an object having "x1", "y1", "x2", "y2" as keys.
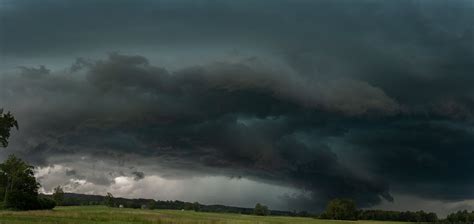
[
  {"x1": 52, "y1": 185, "x2": 65, "y2": 206},
  {"x1": 105, "y1": 192, "x2": 115, "y2": 207},
  {"x1": 254, "y1": 203, "x2": 269, "y2": 216},
  {"x1": 0, "y1": 109, "x2": 18, "y2": 148},
  {"x1": 0, "y1": 113, "x2": 53, "y2": 210},
  {"x1": 184, "y1": 202, "x2": 194, "y2": 210},
  {"x1": 146, "y1": 200, "x2": 156, "y2": 210},
  {"x1": 0, "y1": 155, "x2": 42, "y2": 210},
  {"x1": 323, "y1": 199, "x2": 357, "y2": 220},
  {"x1": 425, "y1": 212, "x2": 438, "y2": 223},
  {"x1": 193, "y1": 202, "x2": 201, "y2": 211}
]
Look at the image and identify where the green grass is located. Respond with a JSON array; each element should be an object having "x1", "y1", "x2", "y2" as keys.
[{"x1": 0, "y1": 206, "x2": 411, "y2": 224}]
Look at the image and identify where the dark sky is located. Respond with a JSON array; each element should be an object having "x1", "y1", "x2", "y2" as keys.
[{"x1": 1, "y1": 0, "x2": 474, "y2": 216}]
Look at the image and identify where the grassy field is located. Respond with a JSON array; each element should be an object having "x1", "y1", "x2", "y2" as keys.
[{"x1": 0, "y1": 206, "x2": 411, "y2": 224}]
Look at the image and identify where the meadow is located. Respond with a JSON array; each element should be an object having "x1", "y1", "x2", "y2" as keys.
[{"x1": 0, "y1": 206, "x2": 412, "y2": 224}]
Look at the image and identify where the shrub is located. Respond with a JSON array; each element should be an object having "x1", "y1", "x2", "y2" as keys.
[{"x1": 37, "y1": 197, "x2": 56, "y2": 210}]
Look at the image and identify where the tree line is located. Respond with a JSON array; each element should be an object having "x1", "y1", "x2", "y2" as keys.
[
  {"x1": 319, "y1": 199, "x2": 438, "y2": 222},
  {"x1": 319, "y1": 198, "x2": 474, "y2": 223},
  {"x1": 443, "y1": 210, "x2": 474, "y2": 224}
]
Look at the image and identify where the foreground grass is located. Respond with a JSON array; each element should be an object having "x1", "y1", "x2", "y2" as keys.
[{"x1": 0, "y1": 206, "x2": 411, "y2": 224}]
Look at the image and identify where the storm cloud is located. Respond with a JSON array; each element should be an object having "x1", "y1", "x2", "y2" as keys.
[{"x1": 1, "y1": 0, "x2": 474, "y2": 214}]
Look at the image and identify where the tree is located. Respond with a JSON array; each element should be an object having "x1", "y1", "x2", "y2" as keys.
[
  {"x1": 0, "y1": 115, "x2": 54, "y2": 210},
  {"x1": 52, "y1": 185, "x2": 65, "y2": 206},
  {"x1": 323, "y1": 199, "x2": 357, "y2": 220},
  {"x1": 0, "y1": 109, "x2": 18, "y2": 148},
  {"x1": 105, "y1": 192, "x2": 115, "y2": 207},
  {"x1": 254, "y1": 203, "x2": 269, "y2": 216},
  {"x1": 0, "y1": 155, "x2": 44, "y2": 210},
  {"x1": 193, "y1": 202, "x2": 201, "y2": 211},
  {"x1": 146, "y1": 200, "x2": 156, "y2": 210}
]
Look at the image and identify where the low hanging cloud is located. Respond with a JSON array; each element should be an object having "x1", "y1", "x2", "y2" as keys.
[{"x1": 0, "y1": 53, "x2": 400, "y2": 210}]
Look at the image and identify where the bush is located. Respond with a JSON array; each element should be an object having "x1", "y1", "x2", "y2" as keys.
[
  {"x1": 5, "y1": 190, "x2": 40, "y2": 210},
  {"x1": 37, "y1": 197, "x2": 56, "y2": 210},
  {"x1": 5, "y1": 192, "x2": 56, "y2": 210}
]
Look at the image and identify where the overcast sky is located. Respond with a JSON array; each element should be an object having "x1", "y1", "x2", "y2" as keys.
[{"x1": 1, "y1": 0, "x2": 474, "y2": 217}]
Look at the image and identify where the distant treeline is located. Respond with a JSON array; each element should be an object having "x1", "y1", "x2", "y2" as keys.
[
  {"x1": 325, "y1": 209, "x2": 474, "y2": 223},
  {"x1": 319, "y1": 199, "x2": 438, "y2": 222},
  {"x1": 443, "y1": 210, "x2": 474, "y2": 224},
  {"x1": 41, "y1": 193, "x2": 308, "y2": 217},
  {"x1": 357, "y1": 210, "x2": 438, "y2": 222}
]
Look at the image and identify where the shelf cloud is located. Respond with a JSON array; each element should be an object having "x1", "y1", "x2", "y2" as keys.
[{"x1": 1, "y1": 0, "x2": 474, "y2": 214}]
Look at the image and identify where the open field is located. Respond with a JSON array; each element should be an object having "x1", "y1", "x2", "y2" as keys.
[{"x1": 0, "y1": 206, "x2": 412, "y2": 224}]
